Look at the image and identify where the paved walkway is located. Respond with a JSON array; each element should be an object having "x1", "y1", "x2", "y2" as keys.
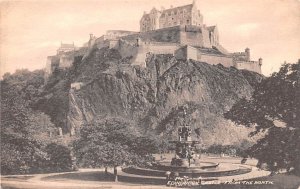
[
  {"x1": 1, "y1": 160, "x2": 270, "y2": 189},
  {"x1": 1, "y1": 169, "x2": 177, "y2": 189}
]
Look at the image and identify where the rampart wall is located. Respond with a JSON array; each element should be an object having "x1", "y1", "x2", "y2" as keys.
[
  {"x1": 118, "y1": 40, "x2": 139, "y2": 59},
  {"x1": 200, "y1": 54, "x2": 233, "y2": 67},
  {"x1": 175, "y1": 46, "x2": 233, "y2": 67},
  {"x1": 235, "y1": 61, "x2": 261, "y2": 74},
  {"x1": 59, "y1": 54, "x2": 74, "y2": 68},
  {"x1": 44, "y1": 56, "x2": 60, "y2": 81},
  {"x1": 121, "y1": 26, "x2": 182, "y2": 43},
  {"x1": 180, "y1": 25, "x2": 211, "y2": 48},
  {"x1": 132, "y1": 42, "x2": 180, "y2": 67}
]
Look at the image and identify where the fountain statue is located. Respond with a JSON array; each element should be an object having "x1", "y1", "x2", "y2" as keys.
[{"x1": 171, "y1": 106, "x2": 198, "y2": 167}]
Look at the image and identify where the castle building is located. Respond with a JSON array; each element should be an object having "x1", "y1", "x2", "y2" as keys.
[{"x1": 140, "y1": 0, "x2": 203, "y2": 32}]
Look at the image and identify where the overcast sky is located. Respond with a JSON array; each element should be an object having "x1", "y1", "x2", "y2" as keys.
[{"x1": 1, "y1": 0, "x2": 299, "y2": 76}]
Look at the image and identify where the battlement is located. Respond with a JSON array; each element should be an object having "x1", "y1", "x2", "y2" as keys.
[{"x1": 232, "y1": 52, "x2": 246, "y2": 55}]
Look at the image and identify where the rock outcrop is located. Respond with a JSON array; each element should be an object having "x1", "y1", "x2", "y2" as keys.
[{"x1": 39, "y1": 47, "x2": 263, "y2": 147}]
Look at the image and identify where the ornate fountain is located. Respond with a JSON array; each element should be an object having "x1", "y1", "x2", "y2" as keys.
[
  {"x1": 170, "y1": 107, "x2": 198, "y2": 167},
  {"x1": 120, "y1": 106, "x2": 252, "y2": 183}
]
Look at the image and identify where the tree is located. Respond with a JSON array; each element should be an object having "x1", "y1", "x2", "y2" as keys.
[
  {"x1": 73, "y1": 117, "x2": 158, "y2": 180},
  {"x1": 224, "y1": 61, "x2": 300, "y2": 174},
  {"x1": 1, "y1": 69, "x2": 72, "y2": 174},
  {"x1": 44, "y1": 143, "x2": 73, "y2": 172}
]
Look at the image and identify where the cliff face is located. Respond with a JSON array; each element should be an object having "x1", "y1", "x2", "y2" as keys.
[{"x1": 62, "y1": 47, "x2": 263, "y2": 146}]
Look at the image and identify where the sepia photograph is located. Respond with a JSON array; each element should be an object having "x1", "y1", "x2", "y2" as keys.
[{"x1": 0, "y1": 0, "x2": 299, "y2": 188}]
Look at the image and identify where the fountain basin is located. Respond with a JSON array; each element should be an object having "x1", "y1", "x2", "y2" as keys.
[{"x1": 122, "y1": 162, "x2": 251, "y2": 178}]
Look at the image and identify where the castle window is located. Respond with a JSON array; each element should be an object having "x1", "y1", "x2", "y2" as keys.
[{"x1": 187, "y1": 19, "x2": 190, "y2": 24}]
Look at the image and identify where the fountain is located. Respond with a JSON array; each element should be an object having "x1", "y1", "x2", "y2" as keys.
[{"x1": 120, "y1": 106, "x2": 253, "y2": 184}]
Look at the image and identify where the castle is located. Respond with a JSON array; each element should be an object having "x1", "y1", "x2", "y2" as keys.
[
  {"x1": 140, "y1": 0, "x2": 203, "y2": 32},
  {"x1": 45, "y1": 0, "x2": 262, "y2": 80}
]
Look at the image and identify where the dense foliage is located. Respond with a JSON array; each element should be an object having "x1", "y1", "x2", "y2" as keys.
[
  {"x1": 202, "y1": 144, "x2": 247, "y2": 157},
  {"x1": 73, "y1": 117, "x2": 159, "y2": 169},
  {"x1": 1, "y1": 69, "x2": 73, "y2": 174},
  {"x1": 224, "y1": 61, "x2": 300, "y2": 174}
]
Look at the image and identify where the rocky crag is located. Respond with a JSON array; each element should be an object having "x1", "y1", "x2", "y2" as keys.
[{"x1": 37, "y1": 46, "x2": 263, "y2": 147}]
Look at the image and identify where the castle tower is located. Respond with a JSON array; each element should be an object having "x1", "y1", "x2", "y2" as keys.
[
  {"x1": 245, "y1": 48, "x2": 250, "y2": 61},
  {"x1": 259, "y1": 58, "x2": 263, "y2": 66},
  {"x1": 191, "y1": 0, "x2": 203, "y2": 26},
  {"x1": 140, "y1": 7, "x2": 161, "y2": 32}
]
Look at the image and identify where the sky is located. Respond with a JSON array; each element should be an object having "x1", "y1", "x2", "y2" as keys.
[{"x1": 0, "y1": 0, "x2": 299, "y2": 76}]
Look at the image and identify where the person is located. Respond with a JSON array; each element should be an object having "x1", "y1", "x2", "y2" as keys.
[
  {"x1": 198, "y1": 176, "x2": 202, "y2": 185},
  {"x1": 165, "y1": 171, "x2": 171, "y2": 182}
]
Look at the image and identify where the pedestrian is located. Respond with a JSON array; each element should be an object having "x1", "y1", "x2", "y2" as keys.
[{"x1": 165, "y1": 171, "x2": 171, "y2": 181}]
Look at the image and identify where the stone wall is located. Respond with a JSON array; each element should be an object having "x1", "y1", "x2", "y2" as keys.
[
  {"x1": 122, "y1": 26, "x2": 181, "y2": 43},
  {"x1": 180, "y1": 27, "x2": 204, "y2": 47},
  {"x1": 96, "y1": 39, "x2": 110, "y2": 49},
  {"x1": 186, "y1": 45, "x2": 198, "y2": 60},
  {"x1": 45, "y1": 56, "x2": 55, "y2": 75},
  {"x1": 235, "y1": 61, "x2": 261, "y2": 74},
  {"x1": 118, "y1": 39, "x2": 139, "y2": 58},
  {"x1": 44, "y1": 56, "x2": 60, "y2": 80},
  {"x1": 179, "y1": 25, "x2": 215, "y2": 48},
  {"x1": 132, "y1": 42, "x2": 180, "y2": 67},
  {"x1": 202, "y1": 27, "x2": 212, "y2": 48},
  {"x1": 108, "y1": 40, "x2": 119, "y2": 49},
  {"x1": 200, "y1": 54, "x2": 233, "y2": 67},
  {"x1": 59, "y1": 54, "x2": 74, "y2": 68},
  {"x1": 175, "y1": 46, "x2": 233, "y2": 67}
]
